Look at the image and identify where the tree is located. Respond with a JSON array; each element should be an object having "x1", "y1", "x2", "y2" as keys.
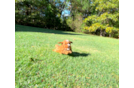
[
  {"x1": 15, "y1": 0, "x2": 71, "y2": 30},
  {"x1": 66, "y1": 0, "x2": 93, "y2": 32},
  {"x1": 83, "y1": 0, "x2": 119, "y2": 37}
]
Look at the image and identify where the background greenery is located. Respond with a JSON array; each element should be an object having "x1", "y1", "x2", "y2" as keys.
[{"x1": 15, "y1": 0, "x2": 119, "y2": 38}]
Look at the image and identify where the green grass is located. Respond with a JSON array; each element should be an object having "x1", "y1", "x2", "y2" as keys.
[{"x1": 15, "y1": 25, "x2": 119, "y2": 88}]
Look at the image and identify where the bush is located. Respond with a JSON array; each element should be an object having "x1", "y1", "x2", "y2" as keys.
[{"x1": 66, "y1": 14, "x2": 83, "y2": 32}]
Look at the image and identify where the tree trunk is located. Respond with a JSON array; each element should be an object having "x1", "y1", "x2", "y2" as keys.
[
  {"x1": 100, "y1": 30, "x2": 103, "y2": 36},
  {"x1": 109, "y1": 34, "x2": 111, "y2": 37},
  {"x1": 103, "y1": 31, "x2": 106, "y2": 37}
]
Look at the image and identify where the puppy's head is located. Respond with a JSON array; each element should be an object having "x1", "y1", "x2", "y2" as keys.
[
  {"x1": 64, "y1": 40, "x2": 73, "y2": 44},
  {"x1": 58, "y1": 40, "x2": 72, "y2": 45}
]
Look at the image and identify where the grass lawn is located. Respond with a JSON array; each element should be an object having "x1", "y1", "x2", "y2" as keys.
[{"x1": 15, "y1": 25, "x2": 119, "y2": 88}]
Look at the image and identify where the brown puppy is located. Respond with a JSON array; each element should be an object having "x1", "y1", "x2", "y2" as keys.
[{"x1": 53, "y1": 40, "x2": 73, "y2": 54}]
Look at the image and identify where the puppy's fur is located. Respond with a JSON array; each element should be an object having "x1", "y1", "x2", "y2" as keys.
[{"x1": 53, "y1": 40, "x2": 73, "y2": 54}]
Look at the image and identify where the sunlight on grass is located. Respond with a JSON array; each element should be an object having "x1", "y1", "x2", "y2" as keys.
[{"x1": 15, "y1": 25, "x2": 119, "y2": 88}]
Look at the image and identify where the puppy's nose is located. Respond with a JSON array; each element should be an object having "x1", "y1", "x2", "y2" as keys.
[{"x1": 67, "y1": 48, "x2": 70, "y2": 50}]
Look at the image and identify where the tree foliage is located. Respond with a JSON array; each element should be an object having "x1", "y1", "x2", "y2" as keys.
[
  {"x1": 15, "y1": 0, "x2": 71, "y2": 30},
  {"x1": 83, "y1": 0, "x2": 119, "y2": 37},
  {"x1": 15, "y1": 0, "x2": 119, "y2": 38}
]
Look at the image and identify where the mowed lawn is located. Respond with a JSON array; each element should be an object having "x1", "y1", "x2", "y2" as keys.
[{"x1": 15, "y1": 25, "x2": 119, "y2": 88}]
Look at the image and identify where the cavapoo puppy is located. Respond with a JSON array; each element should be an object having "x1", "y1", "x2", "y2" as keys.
[{"x1": 53, "y1": 40, "x2": 73, "y2": 54}]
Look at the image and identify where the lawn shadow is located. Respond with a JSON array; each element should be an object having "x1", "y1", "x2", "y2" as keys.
[
  {"x1": 68, "y1": 52, "x2": 90, "y2": 57},
  {"x1": 15, "y1": 25, "x2": 82, "y2": 35}
]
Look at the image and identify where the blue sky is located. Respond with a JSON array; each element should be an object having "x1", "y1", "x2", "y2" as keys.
[
  {"x1": 60, "y1": 0, "x2": 71, "y2": 16},
  {"x1": 62, "y1": 10, "x2": 70, "y2": 16}
]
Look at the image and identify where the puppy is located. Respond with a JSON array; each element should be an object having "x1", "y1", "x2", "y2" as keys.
[
  {"x1": 58, "y1": 40, "x2": 72, "y2": 51},
  {"x1": 53, "y1": 40, "x2": 73, "y2": 54}
]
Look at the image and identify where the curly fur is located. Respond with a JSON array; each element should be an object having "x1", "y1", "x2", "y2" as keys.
[{"x1": 53, "y1": 40, "x2": 73, "y2": 54}]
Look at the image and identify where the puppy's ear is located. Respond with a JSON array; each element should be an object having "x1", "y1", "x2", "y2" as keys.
[{"x1": 58, "y1": 42, "x2": 63, "y2": 44}]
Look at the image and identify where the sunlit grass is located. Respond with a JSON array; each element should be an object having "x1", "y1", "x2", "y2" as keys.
[{"x1": 15, "y1": 25, "x2": 119, "y2": 88}]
